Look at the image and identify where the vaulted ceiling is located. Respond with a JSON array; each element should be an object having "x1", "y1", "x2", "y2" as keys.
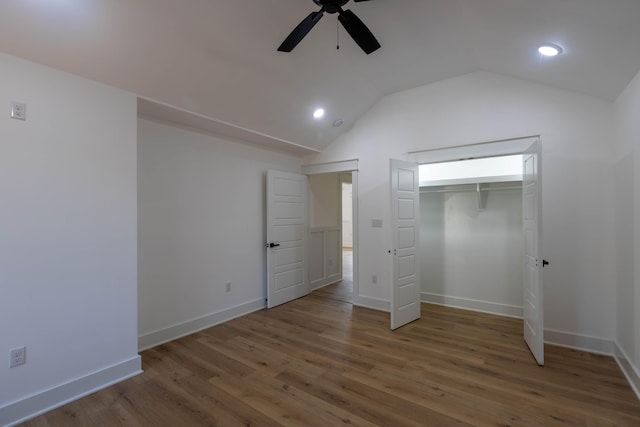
[{"x1": 2, "y1": 0, "x2": 640, "y2": 153}]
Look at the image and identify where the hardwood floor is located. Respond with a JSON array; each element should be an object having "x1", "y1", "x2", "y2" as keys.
[
  {"x1": 22, "y1": 287, "x2": 640, "y2": 426},
  {"x1": 312, "y1": 248, "x2": 353, "y2": 303}
]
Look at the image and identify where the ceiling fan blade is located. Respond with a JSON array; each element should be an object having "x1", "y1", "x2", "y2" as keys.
[
  {"x1": 338, "y1": 9, "x2": 380, "y2": 54},
  {"x1": 278, "y1": 11, "x2": 325, "y2": 52}
]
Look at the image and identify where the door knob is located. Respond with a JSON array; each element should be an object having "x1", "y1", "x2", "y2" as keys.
[
  {"x1": 542, "y1": 259, "x2": 549, "y2": 267},
  {"x1": 267, "y1": 242, "x2": 281, "y2": 248}
]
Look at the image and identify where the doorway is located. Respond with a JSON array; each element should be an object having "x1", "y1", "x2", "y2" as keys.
[
  {"x1": 302, "y1": 161, "x2": 359, "y2": 305},
  {"x1": 340, "y1": 175, "x2": 353, "y2": 302},
  {"x1": 307, "y1": 172, "x2": 354, "y2": 303}
]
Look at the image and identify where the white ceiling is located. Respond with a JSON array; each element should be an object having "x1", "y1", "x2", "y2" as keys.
[{"x1": 2, "y1": 0, "x2": 640, "y2": 154}]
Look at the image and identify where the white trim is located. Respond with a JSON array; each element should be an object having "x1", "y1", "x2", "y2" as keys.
[
  {"x1": 544, "y1": 329, "x2": 614, "y2": 355},
  {"x1": 407, "y1": 136, "x2": 540, "y2": 164},
  {"x1": 138, "y1": 298, "x2": 266, "y2": 351},
  {"x1": 302, "y1": 159, "x2": 359, "y2": 175},
  {"x1": 0, "y1": 357, "x2": 142, "y2": 427},
  {"x1": 137, "y1": 97, "x2": 319, "y2": 157},
  {"x1": 614, "y1": 343, "x2": 640, "y2": 400},
  {"x1": 421, "y1": 293, "x2": 523, "y2": 318},
  {"x1": 353, "y1": 296, "x2": 390, "y2": 312}
]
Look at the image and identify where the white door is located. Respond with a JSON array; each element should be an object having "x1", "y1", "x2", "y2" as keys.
[
  {"x1": 266, "y1": 170, "x2": 309, "y2": 308},
  {"x1": 390, "y1": 159, "x2": 421, "y2": 330},
  {"x1": 342, "y1": 182, "x2": 353, "y2": 247},
  {"x1": 523, "y1": 140, "x2": 544, "y2": 365}
]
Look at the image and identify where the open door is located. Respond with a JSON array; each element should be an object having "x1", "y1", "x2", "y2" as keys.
[
  {"x1": 523, "y1": 140, "x2": 544, "y2": 365},
  {"x1": 266, "y1": 170, "x2": 309, "y2": 308},
  {"x1": 390, "y1": 159, "x2": 421, "y2": 330}
]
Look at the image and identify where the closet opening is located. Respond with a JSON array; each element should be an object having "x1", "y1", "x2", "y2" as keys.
[{"x1": 419, "y1": 154, "x2": 525, "y2": 318}]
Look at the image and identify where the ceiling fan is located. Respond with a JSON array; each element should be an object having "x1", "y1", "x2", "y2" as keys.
[{"x1": 278, "y1": 0, "x2": 381, "y2": 55}]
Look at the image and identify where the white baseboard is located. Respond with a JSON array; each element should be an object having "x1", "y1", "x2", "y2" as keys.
[
  {"x1": 138, "y1": 298, "x2": 266, "y2": 351},
  {"x1": 421, "y1": 292, "x2": 523, "y2": 318},
  {"x1": 0, "y1": 356, "x2": 141, "y2": 427},
  {"x1": 544, "y1": 329, "x2": 614, "y2": 355},
  {"x1": 353, "y1": 295, "x2": 390, "y2": 312},
  {"x1": 614, "y1": 343, "x2": 640, "y2": 400}
]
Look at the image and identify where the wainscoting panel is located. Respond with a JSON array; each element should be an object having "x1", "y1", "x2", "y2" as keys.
[{"x1": 309, "y1": 227, "x2": 342, "y2": 290}]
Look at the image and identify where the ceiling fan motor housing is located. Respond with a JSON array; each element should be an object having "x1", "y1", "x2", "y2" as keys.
[{"x1": 314, "y1": 0, "x2": 350, "y2": 14}]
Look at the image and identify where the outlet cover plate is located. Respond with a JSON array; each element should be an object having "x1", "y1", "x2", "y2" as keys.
[
  {"x1": 10, "y1": 346, "x2": 26, "y2": 368},
  {"x1": 11, "y1": 101, "x2": 26, "y2": 120}
]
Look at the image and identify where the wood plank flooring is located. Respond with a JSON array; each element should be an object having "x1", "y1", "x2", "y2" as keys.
[
  {"x1": 21, "y1": 287, "x2": 640, "y2": 426},
  {"x1": 312, "y1": 248, "x2": 353, "y2": 304}
]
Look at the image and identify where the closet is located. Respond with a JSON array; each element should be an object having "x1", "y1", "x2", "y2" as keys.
[{"x1": 419, "y1": 155, "x2": 525, "y2": 317}]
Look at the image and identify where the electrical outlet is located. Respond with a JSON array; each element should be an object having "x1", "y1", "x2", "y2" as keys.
[
  {"x1": 10, "y1": 346, "x2": 26, "y2": 368},
  {"x1": 225, "y1": 282, "x2": 231, "y2": 293},
  {"x1": 10, "y1": 101, "x2": 26, "y2": 121}
]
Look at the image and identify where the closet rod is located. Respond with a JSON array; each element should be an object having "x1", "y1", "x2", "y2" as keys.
[{"x1": 420, "y1": 185, "x2": 521, "y2": 194}]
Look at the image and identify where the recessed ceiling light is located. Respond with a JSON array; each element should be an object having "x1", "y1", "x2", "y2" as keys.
[
  {"x1": 333, "y1": 119, "x2": 344, "y2": 128},
  {"x1": 313, "y1": 108, "x2": 325, "y2": 119},
  {"x1": 538, "y1": 43, "x2": 563, "y2": 57}
]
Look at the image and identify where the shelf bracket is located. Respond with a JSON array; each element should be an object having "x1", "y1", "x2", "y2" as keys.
[{"x1": 476, "y1": 183, "x2": 487, "y2": 211}]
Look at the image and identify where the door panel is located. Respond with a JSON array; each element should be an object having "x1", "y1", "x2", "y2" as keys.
[
  {"x1": 390, "y1": 159, "x2": 421, "y2": 330},
  {"x1": 523, "y1": 140, "x2": 544, "y2": 365},
  {"x1": 267, "y1": 170, "x2": 309, "y2": 308}
]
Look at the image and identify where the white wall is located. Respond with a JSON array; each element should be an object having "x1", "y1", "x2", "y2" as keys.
[
  {"x1": 137, "y1": 118, "x2": 301, "y2": 349},
  {"x1": 614, "y1": 68, "x2": 640, "y2": 391},
  {"x1": 0, "y1": 53, "x2": 139, "y2": 424},
  {"x1": 306, "y1": 71, "x2": 617, "y2": 345},
  {"x1": 309, "y1": 173, "x2": 340, "y2": 227},
  {"x1": 420, "y1": 187, "x2": 524, "y2": 316}
]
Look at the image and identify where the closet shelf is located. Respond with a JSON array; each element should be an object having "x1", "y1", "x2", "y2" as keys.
[
  {"x1": 420, "y1": 178, "x2": 522, "y2": 211},
  {"x1": 420, "y1": 174, "x2": 522, "y2": 188},
  {"x1": 419, "y1": 184, "x2": 521, "y2": 194}
]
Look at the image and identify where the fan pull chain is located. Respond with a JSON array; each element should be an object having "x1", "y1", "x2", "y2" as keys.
[{"x1": 336, "y1": 18, "x2": 340, "y2": 50}]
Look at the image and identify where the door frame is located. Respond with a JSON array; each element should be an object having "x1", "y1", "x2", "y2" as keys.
[{"x1": 302, "y1": 159, "x2": 359, "y2": 305}]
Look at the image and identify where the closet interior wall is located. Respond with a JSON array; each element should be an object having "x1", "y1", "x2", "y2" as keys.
[{"x1": 419, "y1": 182, "x2": 525, "y2": 317}]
